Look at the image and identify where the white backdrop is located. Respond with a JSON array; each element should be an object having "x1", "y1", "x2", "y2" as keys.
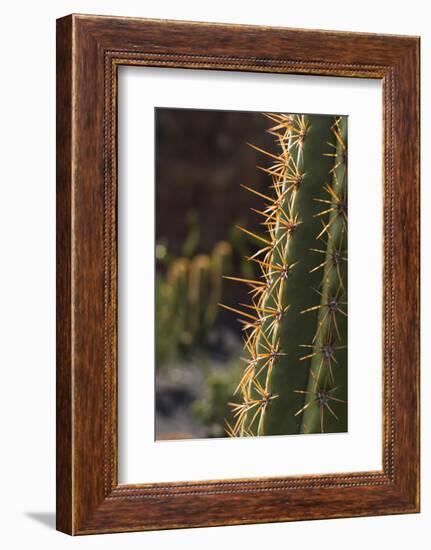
[
  {"x1": 118, "y1": 67, "x2": 382, "y2": 483},
  {"x1": 0, "y1": 1, "x2": 428, "y2": 548}
]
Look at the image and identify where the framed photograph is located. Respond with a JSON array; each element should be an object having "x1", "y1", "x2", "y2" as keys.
[{"x1": 56, "y1": 14, "x2": 420, "y2": 534}]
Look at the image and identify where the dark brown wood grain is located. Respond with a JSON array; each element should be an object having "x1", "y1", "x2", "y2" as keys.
[
  {"x1": 56, "y1": 15, "x2": 73, "y2": 536},
  {"x1": 56, "y1": 14, "x2": 420, "y2": 535}
]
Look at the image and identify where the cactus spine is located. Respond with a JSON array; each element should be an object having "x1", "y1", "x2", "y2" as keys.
[{"x1": 223, "y1": 113, "x2": 348, "y2": 436}]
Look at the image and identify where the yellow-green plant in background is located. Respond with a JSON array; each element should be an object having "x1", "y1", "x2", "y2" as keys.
[{"x1": 156, "y1": 241, "x2": 232, "y2": 368}]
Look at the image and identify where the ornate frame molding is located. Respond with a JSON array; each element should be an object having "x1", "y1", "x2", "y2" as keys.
[{"x1": 57, "y1": 15, "x2": 419, "y2": 534}]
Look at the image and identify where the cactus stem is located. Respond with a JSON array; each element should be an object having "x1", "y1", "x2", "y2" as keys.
[
  {"x1": 294, "y1": 376, "x2": 346, "y2": 433},
  {"x1": 313, "y1": 182, "x2": 347, "y2": 238},
  {"x1": 301, "y1": 290, "x2": 347, "y2": 343},
  {"x1": 299, "y1": 340, "x2": 345, "y2": 387},
  {"x1": 229, "y1": 378, "x2": 278, "y2": 436},
  {"x1": 309, "y1": 239, "x2": 347, "y2": 289}
]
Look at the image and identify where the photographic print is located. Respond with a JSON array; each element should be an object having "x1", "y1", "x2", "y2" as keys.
[{"x1": 155, "y1": 108, "x2": 347, "y2": 440}]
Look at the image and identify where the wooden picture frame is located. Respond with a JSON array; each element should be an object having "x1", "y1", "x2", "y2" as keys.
[{"x1": 56, "y1": 14, "x2": 420, "y2": 535}]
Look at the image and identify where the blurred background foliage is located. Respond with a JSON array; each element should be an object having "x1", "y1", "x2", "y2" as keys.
[{"x1": 155, "y1": 108, "x2": 273, "y2": 440}]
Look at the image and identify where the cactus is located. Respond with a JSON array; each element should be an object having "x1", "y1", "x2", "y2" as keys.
[
  {"x1": 167, "y1": 257, "x2": 192, "y2": 348},
  {"x1": 222, "y1": 113, "x2": 348, "y2": 436},
  {"x1": 156, "y1": 241, "x2": 233, "y2": 368},
  {"x1": 155, "y1": 275, "x2": 175, "y2": 366},
  {"x1": 182, "y1": 211, "x2": 201, "y2": 258},
  {"x1": 189, "y1": 254, "x2": 211, "y2": 342},
  {"x1": 208, "y1": 241, "x2": 232, "y2": 326}
]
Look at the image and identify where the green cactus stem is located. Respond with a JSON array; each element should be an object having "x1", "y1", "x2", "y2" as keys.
[
  {"x1": 156, "y1": 238, "x2": 235, "y2": 369},
  {"x1": 299, "y1": 116, "x2": 348, "y2": 434},
  {"x1": 189, "y1": 254, "x2": 211, "y2": 343},
  {"x1": 155, "y1": 275, "x2": 175, "y2": 366},
  {"x1": 207, "y1": 241, "x2": 232, "y2": 326},
  {"x1": 167, "y1": 257, "x2": 192, "y2": 348}
]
